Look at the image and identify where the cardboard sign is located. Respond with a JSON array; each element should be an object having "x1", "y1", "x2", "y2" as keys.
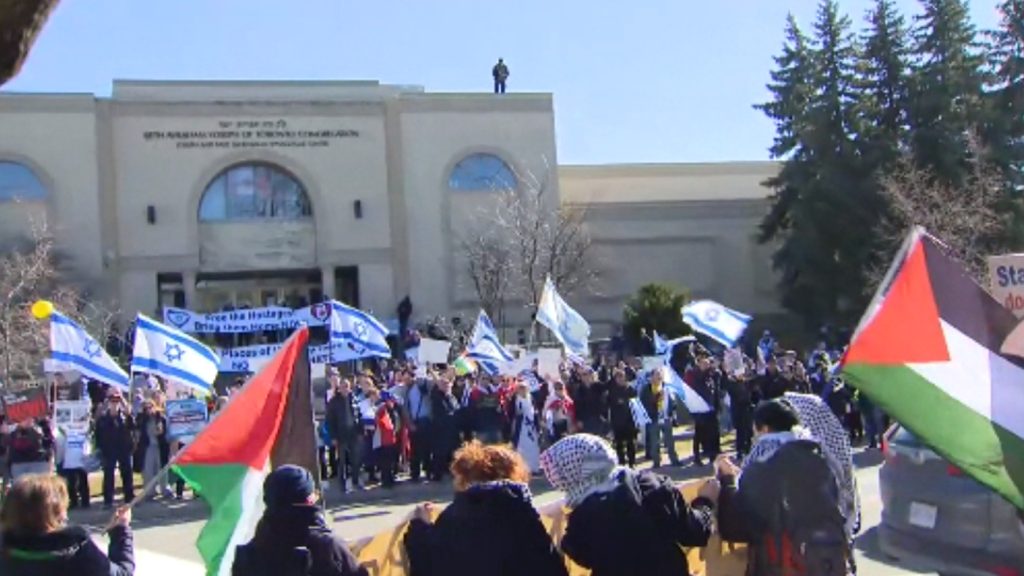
[
  {"x1": 2, "y1": 387, "x2": 48, "y2": 423},
  {"x1": 537, "y1": 348, "x2": 562, "y2": 379},
  {"x1": 417, "y1": 338, "x2": 451, "y2": 365},
  {"x1": 989, "y1": 253, "x2": 1024, "y2": 317},
  {"x1": 166, "y1": 398, "x2": 209, "y2": 442},
  {"x1": 54, "y1": 400, "x2": 93, "y2": 434}
]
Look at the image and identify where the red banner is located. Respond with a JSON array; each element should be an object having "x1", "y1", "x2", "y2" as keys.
[{"x1": 2, "y1": 387, "x2": 49, "y2": 423}]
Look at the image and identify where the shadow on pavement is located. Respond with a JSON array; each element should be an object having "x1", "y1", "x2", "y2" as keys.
[
  {"x1": 855, "y1": 527, "x2": 932, "y2": 574},
  {"x1": 854, "y1": 449, "x2": 884, "y2": 469}
]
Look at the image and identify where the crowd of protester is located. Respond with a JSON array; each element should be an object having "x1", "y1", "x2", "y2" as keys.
[{"x1": 0, "y1": 326, "x2": 873, "y2": 575}]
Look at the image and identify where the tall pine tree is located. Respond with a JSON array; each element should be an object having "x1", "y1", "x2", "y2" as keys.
[
  {"x1": 758, "y1": 2, "x2": 865, "y2": 327},
  {"x1": 907, "y1": 0, "x2": 987, "y2": 184},
  {"x1": 857, "y1": 0, "x2": 912, "y2": 167},
  {"x1": 987, "y1": 0, "x2": 1024, "y2": 188}
]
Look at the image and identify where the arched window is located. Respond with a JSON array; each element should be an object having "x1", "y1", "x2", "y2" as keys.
[
  {"x1": 448, "y1": 153, "x2": 517, "y2": 191},
  {"x1": 199, "y1": 163, "x2": 311, "y2": 222},
  {"x1": 0, "y1": 161, "x2": 47, "y2": 201}
]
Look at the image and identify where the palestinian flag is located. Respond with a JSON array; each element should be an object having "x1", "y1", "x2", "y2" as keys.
[
  {"x1": 172, "y1": 327, "x2": 317, "y2": 576},
  {"x1": 842, "y1": 229, "x2": 1024, "y2": 510},
  {"x1": 453, "y1": 354, "x2": 477, "y2": 376}
]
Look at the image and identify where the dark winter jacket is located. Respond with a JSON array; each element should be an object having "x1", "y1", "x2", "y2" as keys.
[
  {"x1": 561, "y1": 470, "x2": 714, "y2": 576},
  {"x1": 233, "y1": 505, "x2": 368, "y2": 576},
  {"x1": 573, "y1": 382, "x2": 608, "y2": 429},
  {"x1": 95, "y1": 412, "x2": 135, "y2": 459},
  {"x1": 404, "y1": 482, "x2": 567, "y2": 576},
  {"x1": 7, "y1": 423, "x2": 53, "y2": 465},
  {"x1": 325, "y1": 392, "x2": 361, "y2": 443},
  {"x1": 429, "y1": 388, "x2": 460, "y2": 439},
  {"x1": 606, "y1": 384, "x2": 637, "y2": 432},
  {"x1": 0, "y1": 524, "x2": 134, "y2": 576}
]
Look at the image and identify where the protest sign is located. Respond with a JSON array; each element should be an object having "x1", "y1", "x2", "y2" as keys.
[
  {"x1": 537, "y1": 348, "x2": 562, "y2": 379},
  {"x1": 641, "y1": 356, "x2": 664, "y2": 373},
  {"x1": 54, "y1": 400, "x2": 93, "y2": 434},
  {"x1": 54, "y1": 382, "x2": 84, "y2": 402},
  {"x1": 418, "y1": 338, "x2": 451, "y2": 364},
  {"x1": 2, "y1": 386, "x2": 48, "y2": 423},
  {"x1": 62, "y1": 431, "x2": 91, "y2": 470},
  {"x1": 988, "y1": 253, "x2": 1024, "y2": 317},
  {"x1": 166, "y1": 398, "x2": 209, "y2": 443}
]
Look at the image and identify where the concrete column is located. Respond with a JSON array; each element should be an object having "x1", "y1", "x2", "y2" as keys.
[
  {"x1": 321, "y1": 265, "x2": 336, "y2": 300},
  {"x1": 183, "y1": 270, "x2": 198, "y2": 309}
]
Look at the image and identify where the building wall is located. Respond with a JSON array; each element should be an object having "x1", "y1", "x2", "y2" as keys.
[
  {"x1": 0, "y1": 82, "x2": 784, "y2": 338},
  {"x1": 560, "y1": 162, "x2": 782, "y2": 336},
  {"x1": 397, "y1": 94, "x2": 559, "y2": 322},
  {"x1": 0, "y1": 95, "x2": 106, "y2": 292}
]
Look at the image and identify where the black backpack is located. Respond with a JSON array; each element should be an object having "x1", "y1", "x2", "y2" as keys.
[{"x1": 737, "y1": 439, "x2": 849, "y2": 576}]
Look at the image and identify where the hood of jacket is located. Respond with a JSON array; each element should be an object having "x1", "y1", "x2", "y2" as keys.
[{"x1": 2, "y1": 525, "x2": 92, "y2": 562}]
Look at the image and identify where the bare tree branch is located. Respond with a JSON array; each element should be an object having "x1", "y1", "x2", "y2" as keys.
[
  {"x1": 867, "y1": 134, "x2": 1013, "y2": 290},
  {"x1": 457, "y1": 159, "x2": 600, "y2": 325},
  {"x1": 0, "y1": 218, "x2": 122, "y2": 390}
]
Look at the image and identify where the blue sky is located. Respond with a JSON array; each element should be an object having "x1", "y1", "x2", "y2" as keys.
[{"x1": 3, "y1": 1, "x2": 1002, "y2": 164}]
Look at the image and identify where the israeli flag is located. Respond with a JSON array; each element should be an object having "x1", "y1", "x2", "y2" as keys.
[
  {"x1": 329, "y1": 300, "x2": 391, "y2": 361},
  {"x1": 131, "y1": 314, "x2": 219, "y2": 393},
  {"x1": 536, "y1": 276, "x2": 591, "y2": 357},
  {"x1": 661, "y1": 363, "x2": 712, "y2": 414},
  {"x1": 653, "y1": 331, "x2": 697, "y2": 356},
  {"x1": 681, "y1": 300, "x2": 751, "y2": 348},
  {"x1": 50, "y1": 312, "x2": 130, "y2": 389},
  {"x1": 466, "y1": 310, "x2": 514, "y2": 374}
]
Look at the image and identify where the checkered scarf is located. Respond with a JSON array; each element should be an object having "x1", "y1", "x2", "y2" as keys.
[{"x1": 540, "y1": 434, "x2": 627, "y2": 508}]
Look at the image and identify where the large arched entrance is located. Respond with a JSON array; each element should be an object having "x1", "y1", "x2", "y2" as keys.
[{"x1": 194, "y1": 162, "x2": 323, "y2": 314}]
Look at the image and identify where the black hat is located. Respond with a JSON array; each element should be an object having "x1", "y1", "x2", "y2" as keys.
[{"x1": 263, "y1": 465, "x2": 315, "y2": 508}]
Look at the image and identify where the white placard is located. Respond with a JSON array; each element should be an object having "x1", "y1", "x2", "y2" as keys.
[
  {"x1": 418, "y1": 338, "x2": 451, "y2": 365},
  {"x1": 499, "y1": 355, "x2": 533, "y2": 376},
  {"x1": 641, "y1": 356, "x2": 664, "y2": 373},
  {"x1": 54, "y1": 400, "x2": 93, "y2": 434},
  {"x1": 537, "y1": 348, "x2": 562, "y2": 379},
  {"x1": 989, "y1": 253, "x2": 1024, "y2": 317}
]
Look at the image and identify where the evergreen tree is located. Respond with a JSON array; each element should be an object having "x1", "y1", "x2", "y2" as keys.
[
  {"x1": 857, "y1": 0, "x2": 912, "y2": 167},
  {"x1": 758, "y1": 2, "x2": 866, "y2": 327},
  {"x1": 907, "y1": 0, "x2": 987, "y2": 184},
  {"x1": 987, "y1": 0, "x2": 1024, "y2": 189}
]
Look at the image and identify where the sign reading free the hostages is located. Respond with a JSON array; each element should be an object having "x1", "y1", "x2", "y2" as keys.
[{"x1": 988, "y1": 253, "x2": 1024, "y2": 317}]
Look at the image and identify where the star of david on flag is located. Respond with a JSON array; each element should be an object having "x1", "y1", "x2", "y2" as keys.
[
  {"x1": 132, "y1": 313, "x2": 219, "y2": 393},
  {"x1": 49, "y1": 311, "x2": 130, "y2": 389},
  {"x1": 681, "y1": 300, "x2": 751, "y2": 348},
  {"x1": 328, "y1": 300, "x2": 391, "y2": 361}
]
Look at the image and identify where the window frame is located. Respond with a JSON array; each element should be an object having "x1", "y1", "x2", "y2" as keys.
[
  {"x1": 447, "y1": 153, "x2": 518, "y2": 192},
  {"x1": 198, "y1": 162, "x2": 312, "y2": 222}
]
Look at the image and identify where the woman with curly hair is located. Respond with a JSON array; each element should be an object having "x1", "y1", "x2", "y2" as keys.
[{"x1": 403, "y1": 441, "x2": 567, "y2": 576}]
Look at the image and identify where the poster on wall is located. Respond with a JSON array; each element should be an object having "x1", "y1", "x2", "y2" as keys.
[{"x1": 166, "y1": 398, "x2": 209, "y2": 443}]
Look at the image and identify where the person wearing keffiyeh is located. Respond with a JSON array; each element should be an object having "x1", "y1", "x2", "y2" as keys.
[{"x1": 540, "y1": 434, "x2": 716, "y2": 576}]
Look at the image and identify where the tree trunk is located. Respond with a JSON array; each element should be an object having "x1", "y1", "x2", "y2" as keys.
[{"x1": 0, "y1": 0, "x2": 61, "y2": 87}]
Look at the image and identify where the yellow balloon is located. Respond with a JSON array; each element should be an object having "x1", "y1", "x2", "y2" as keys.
[{"x1": 31, "y1": 300, "x2": 54, "y2": 320}]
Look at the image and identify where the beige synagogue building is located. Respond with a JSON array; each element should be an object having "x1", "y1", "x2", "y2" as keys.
[{"x1": 0, "y1": 80, "x2": 783, "y2": 336}]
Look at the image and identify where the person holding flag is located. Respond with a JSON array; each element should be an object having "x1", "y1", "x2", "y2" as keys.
[{"x1": 536, "y1": 276, "x2": 591, "y2": 358}]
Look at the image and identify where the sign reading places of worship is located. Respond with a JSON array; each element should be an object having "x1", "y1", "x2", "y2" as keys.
[{"x1": 142, "y1": 119, "x2": 360, "y2": 150}]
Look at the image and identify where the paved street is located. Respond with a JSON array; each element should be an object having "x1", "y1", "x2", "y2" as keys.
[{"x1": 76, "y1": 447, "x2": 936, "y2": 576}]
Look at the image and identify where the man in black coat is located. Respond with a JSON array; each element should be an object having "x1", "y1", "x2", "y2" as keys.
[
  {"x1": 325, "y1": 373, "x2": 363, "y2": 492},
  {"x1": 428, "y1": 377, "x2": 461, "y2": 482},
  {"x1": 232, "y1": 465, "x2": 368, "y2": 576},
  {"x1": 573, "y1": 369, "x2": 608, "y2": 437},
  {"x1": 94, "y1": 389, "x2": 135, "y2": 506},
  {"x1": 605, "y1": 369, "x2": 638, "y2": 467},
  {"x1": 684, "y1": 355, "x2": 722, "y2": 466}
]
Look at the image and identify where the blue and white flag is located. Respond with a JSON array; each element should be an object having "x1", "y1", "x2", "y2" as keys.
[
  {"x1": 329, "y1": 300, "x2": 391, "y2": 361},
  {"x1": 536, "y1": 276, "x2": 591, "y2": 357},
  {"x1": 131, "y1": 314, "x2": 219, "y2": 393},
  {"x1": 661, "y1": 363, "x2": 713, "y2": 414},
  {"x1": 653, "y1": 331, "x2": 697, "y2": 357},
  {"x1": 50, "y1": 312, "x2": 130, "y2": 389},
  {"x1": 466, "y1": 310, "x2": 514, "y2": 374},
  {"x1": 681, "y1": 300, "x2": 751, "y2": 348}
]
